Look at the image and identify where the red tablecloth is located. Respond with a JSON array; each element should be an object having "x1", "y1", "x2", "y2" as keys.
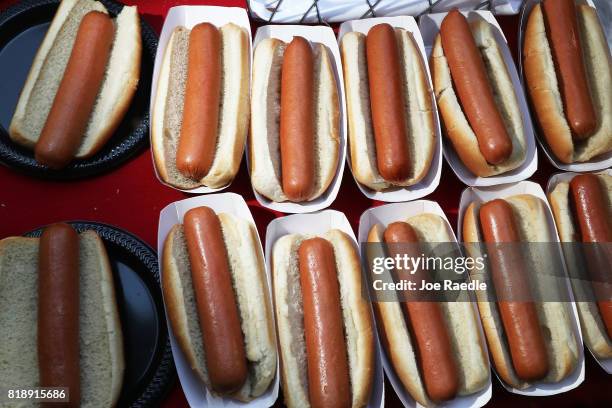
[{"x1": 0, "y1": 0, "x2": 609, "y2": 406}]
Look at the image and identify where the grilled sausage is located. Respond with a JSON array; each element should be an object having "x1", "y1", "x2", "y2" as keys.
[
  {"x1": 183, "y1": 207, "x2": 247, "y2": 394},
  {"x1": 542, "y1": 0, "x2": 597, "y2": 139},
  {"x1": 298, "y1": 237, "x2": 351, "y2": 407},
  {"x1": 38, "y1": 222, "x2": 80, "y2": 407},
  {"x1": 570, "y1": 174, "x2": 612, "y2": 339},
  {"x1": 440, "y1": 10, "x2": 513, "y2": 165},
  {"x1": 384, "y1": 222, "x2": 459, "y2": 402},
  {"x1": 176, "y1": 23, "x2": 222, "y2": 180},
  {"x1": 479, "y1": 199, "x2": 549, "y2": 381},
  {"x1": 279, "y1": 37, "x2": 315, "y2": 202},
  {"x1": 366, "y1": 23, "x2": 411, "y2": 182},
  {"x1": 35, "y1": 11, "x2": 114, "y2": 169}
]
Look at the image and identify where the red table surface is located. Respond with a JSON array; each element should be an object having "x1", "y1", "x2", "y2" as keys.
[{"x1": 0, "y1": 0, "x2": 609, "y2": 406}]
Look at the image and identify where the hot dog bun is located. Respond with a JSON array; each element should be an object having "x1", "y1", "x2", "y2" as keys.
[
  {"x1": 549, "y1": 173, "x2": 612, "y2": 358},
  {"x1": 272, "y1": 229, "x2": 374, "y2": 407},
  {"x1": 340, "y1": 27, "x2": 435, "y2": 191},
  {"x1": 250, "y1": 38, "x2": 340, "y2": 203},
  {"x1": 431, "y1": 16, "x2": 526, "y2": 177},
  {"x1": 9, "y1": 0, "x2": 141, "y2": 161},
  {"x1": 0, "y1": 230, "x2": 124, "y2": 407},
  {"x1": 523, "y1": 3, "x2": 612, "y2": 163},
  {"x1": 162, "y1": 212, "x2": 277, "y2": 401},
  {"x1": 367, "y1": 214, "x2": 489, "y2": 406},
  {"x1": 463, "y1": 195, "x2": 579, "y2": 388},
  {"x1": 152, "y1": 23, "x2": 249, "y2": 189}
]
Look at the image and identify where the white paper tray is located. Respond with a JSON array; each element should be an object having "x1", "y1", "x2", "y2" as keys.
[
  {"x1": 247, "y1": 25, "x2": 347, "y2": 213},
  {"x1": 419, "y1": 10, "x2": 538, "y2": 187},
  {"x1": 149, "y1": 6, "x2": 252, "y2": 193},
  {"x1": 337, "y1": 16, "x2": 442, "y2": 202},
  {"x1": 457, "y1": 181, "x2": 586, "y2": 396},
  {"x1": 157, "y1": 193, "x2": 279, "y2": 407}
]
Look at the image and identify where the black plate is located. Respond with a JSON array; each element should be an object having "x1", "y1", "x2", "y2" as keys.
[
  {"x1": 0, "y1": 0, "x2": 157, "y2": 180},
  {"x1": 25, "y1": 221, "x2": 175, "y2": 407}
]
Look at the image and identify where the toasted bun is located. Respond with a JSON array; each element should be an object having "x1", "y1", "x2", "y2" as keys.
[
  {"x1": 250, "y1": 38, "x2": 340, "y2": 202},
  {"x1": 368, "y1": 214, "x2": 489, "y2": 406},
  {"x1": 462, "y1": 195, "x2": 580, "y2": 388},
  {"x1": 9, "y1": 0, "x2": 142, "y2": 159},
  {"x1": 0, "y1": 231, "x2": 124, "y2": 407},
  {"x1": 340, "y1": 28, "x2": 435, "y2": 191},
  {"x1": 548, "y1": 174, "x2": 612, "y2": 358},
  {"x1": 162, "y1": 214, "x2": 277, "y2": 401},
  {"x1": 152, "y1": 23, "x2": 250, "y2": 189},
  {"x1": 271, "y1": 230, "x2": 374, "y2": 408},
  {"x1": 523, "y1": 4, "x2": 612, "y2": 163},
  {"x1": 432, "y1": 18, "x2": 526, "y2": 177}
]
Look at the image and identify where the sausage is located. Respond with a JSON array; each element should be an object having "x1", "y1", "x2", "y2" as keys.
[
  {"x1": 569, "y1": 175, "x2": 612, "y2": 242},
  {"x1": 176, "y1": 23, "x2": 222, "y2": 180},
  {"x1": 35, "y1": 11, "x2": 114, "y2": 169},
  {"x1": 440, "y1": 10, "x2": 513, "y2": 165},
  {"x1": 479, "y1": 199, "x2": 549, "y2": 381},
  {"x1": 383, "y1": 222, "x2": 459, "y2": 402},
  {"x1": 366, "y1": 23, "x2": 411, "y2": 182},
  {"x1": 280, "y1": 37, "x2": 315, "y2": 202},
  {"x1": 298, "y1": 238, "x2": 351, "y2": 408},
  {"x1": 569, "y1": 174, "x2": 612, "y2": 339},
  {"x1": 542, "y1": 0, "x2": 597, "y2": 139},
  {"x1": 38, "y1": 223, "x2": 80, "y2": 407},
  {"x1": 183, "y1": 207, "x2": 247, "y2": 394}
]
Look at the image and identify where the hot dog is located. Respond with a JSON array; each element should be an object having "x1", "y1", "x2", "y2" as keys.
[
  {"x1": 523, "y1": 1, "x2": 611, "y2": 163},
  {"x1": 569, "y1": 175, "x2": 612, "y2": 339},
  {"x1": 570, "y1": 174, "x2": 612, "y2": 243},
  {"x1": 478, "y1": 200, "x2": 549, "y2": 381},
  {"x1": 365, "y1": 24, "x2": 411, "y2": 182},
  {"x1": 440, "y1": 10, "x2": 512, "y2": 166},
  {"x1": 298, "y1": 238, "x2": 351, "y2": 407},
  {"x1": 431, "y1": 11, "x2": 526, "y2": 177},
  {"x1": 183, "y1": 207, "x2": 247, "y2": 394},
  {"x1": 152, "y1": 22, "x2": 249, "y2": 189},
  {"x1": 463, "y1": 195, "x2": 580, "y2": 388},
  {"x1": 280, "y1": 37, "x2": 315, "y2": 202},
  {"x1": 250, "y1": 36, "x2": 340, "y2": 203},
  {"x1": 542, "y1": 0, "x2": 597, "y2": 139},
  {"x1": 38, "y1": 223, "x2": 80, "y2": 406},
  {"x1": 367, "y1": 214, "x2": 489, "y2": 406},
  {"x1": 176, "y1": 23, "x2": 222, "y2": 180},
  {"x1": 341, "y1": 23, "x2": 435, "y2": 190},
  {"x1": 549, "y1": 173, "x2": 612, "y2": 358},
  {"x1": 162, "y1": 207, "x2": 277, "y2": 400},
  {"x1": 272, "y1": 229, "x2": 374, "y2": 408},
  {"x1": 9, "y1": 1, "x2": 141, "y2": 169},
  {"x1": 0, "y1": 226, "x2": 124, "y2": 407},
  {"x1": 35, "y1": 11, "x2": 114, "y2": 169},
  {"x1": 383, "y1": 222, "x2": 459, "y2": 402}
]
